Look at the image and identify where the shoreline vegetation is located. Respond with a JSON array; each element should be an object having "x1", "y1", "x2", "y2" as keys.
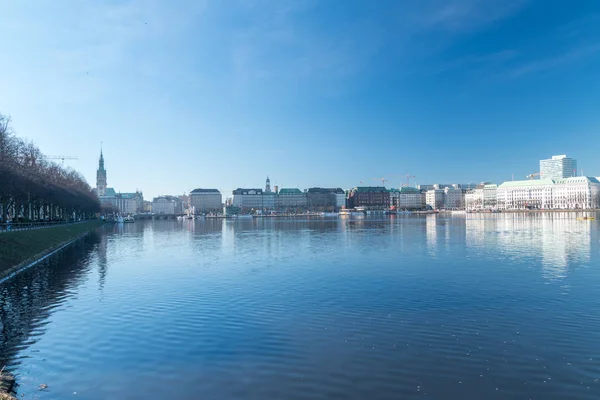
[
  {"x1": 0, "y1": 220, "x2": 103, "y2": 281},
  {"x1": 0, "y1": 113, "x2": 100, "y2": 224}
]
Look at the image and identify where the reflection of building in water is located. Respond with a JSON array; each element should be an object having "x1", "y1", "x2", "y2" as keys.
[
  {"x1": 97, "y1": 233, "x2": 108, "y2": 292},
  {"x1": 540, "y1": 214, "x2": 591, "y2": 279},
  {"x1": 467, "y1": 213, "x2": 591, "y2": 279},
  {"x1": 426, "y1": 215, "x2": 437, "y2": 254}
]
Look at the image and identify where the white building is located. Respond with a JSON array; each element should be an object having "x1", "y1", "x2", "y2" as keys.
[
  {"x1": 552, "y1": 177, "x2": 600, "y2": 209},
  {"x1": 540, "y1": 154, "x2": 577, "y2": 180},
  {"x1": 465, "y1": 188, "x2": 484, "y2": 211},
  {"x1": 190, "y1": 188, "x2": 222, "y2": 214},
  {"x1": 497, "y1": 180, "x2": 554, "y2": 210},
  {"x1": 483, "y1": 184, "x2": 498, "y2": 209},
  {"x1": 443, "y1": 187, "x2": 463, "y2": 209},
  {"x1": 426, "y1": 189, "x2": 444, "y2": 210}
]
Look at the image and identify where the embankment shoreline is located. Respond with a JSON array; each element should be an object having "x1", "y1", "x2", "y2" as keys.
[{"x1": 0, "y1": 220, "x2": 104, "y2": 282}]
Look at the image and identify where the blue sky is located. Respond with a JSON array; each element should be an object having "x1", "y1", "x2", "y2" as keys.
[{"x1": 1, "y1": 0, "x2": 599, "y2": 199}]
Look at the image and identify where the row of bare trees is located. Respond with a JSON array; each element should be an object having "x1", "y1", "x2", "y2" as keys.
[{"x1": 0, "y1": 113, "x2": 100, "y2": 222}]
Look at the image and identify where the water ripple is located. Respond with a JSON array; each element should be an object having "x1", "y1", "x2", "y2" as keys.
[{"x1": 0, "y1": 215, "x2": 599, "y2": 399}]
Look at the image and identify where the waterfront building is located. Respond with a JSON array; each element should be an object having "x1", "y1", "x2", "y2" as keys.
[
  {"x1": 388, "y1": 189, "x2": 400, "y2": 209},
  {"x1": 152, "y1": 196, "x2": 183, "y2": 214},
  {"x1": 232, "y1": 188, "x2": 267, "y2": 212},
  {"x1": 275, "y1": 188, "x2": 307, "y2": 211},
  {"x1": 395, "y1": 187, "x2": 424, "y2": 209},
  {"x1": 483, "y1": 184, "x2": 498, "y2": 209},
  {"x1": 143, "y1": 201, "x2": 152, "y2": 213},
  {"x1": 425, "y1": 188, "x2": 444, "y2": 210},
  {"x1": 443, "y1": 187, "x2": 463, "y2": 209},
  {"x1": 552, "y1": 177, "x2": 600, "y2": 209},
  {"x1": 497, "y1": 180, "x2": 555, "y2": 210},
  {"x1": 190, "y1": 189, "x2": 222, "y2": 214},
  {"x1": 348, "y1": 187, "x2": 390, "y2": 210},
  {"x1": 540, "y1": 155, "x2": 577, "y2": 180},
  {"x1": 465, "y1": 187, "x2": 484, "y2": 211},
  {"x1": 306, "y1": 188, "x2": 346, "y2": 211},
  {"x1": 115, "y1": 193, "x2": 138, "y2": 215},
  {"x1": 99, "y1": 188, "x2": 117, "y2": 211}
]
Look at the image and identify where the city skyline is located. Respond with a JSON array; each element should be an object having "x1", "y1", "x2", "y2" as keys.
[{"x1": 1, "y1": 1, "x2": 600, "y2": 199}]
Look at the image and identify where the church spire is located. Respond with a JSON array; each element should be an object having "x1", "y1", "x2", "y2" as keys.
[
  {"x1": 99, "y1": 142, "x2": 105, "y2": 170},
  {"x1": 96, "y1": 143, "x2": 107, "y2": 196}
]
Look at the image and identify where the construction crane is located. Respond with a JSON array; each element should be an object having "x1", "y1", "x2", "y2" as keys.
[
  {"x1": 42, "y1": 155, "x2": 78, "y2": 165},
  {"x1": 402, "y1": 174, "x2": 416, "y2": 187},
  {"x1": 373, "y1": 176, "x2": 389, "y2": 186},
  {"x1": 526, "y1": 172, "x2": 540, "y2": 180}
]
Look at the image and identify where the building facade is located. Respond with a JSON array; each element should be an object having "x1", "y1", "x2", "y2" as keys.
[
  {"x1": 115, "y1": 193, "x2": 138, "y2": 215},
  {"x1": 443, "y1": 187, "x2": 463, "y2": 209},
  {"x1": 232, "y1": 188, "x2": 268, "y2": 211},
  {"x1": 483, "y1": 184, "x2": 498, "y2": 209},
  {"x1": 497, "y1": 180, "x2": 555, "y2": 210},
  {"x1": 347, "y1": 187, "x2": 390, "y2": 209},
  {"x1": 540, "y1": 155, "x2": 577, "y2": 180},
  {"x1": 394, "y1": 187, "x2": 424, "y2": 209},
  {"x1": 552, "y1": 177, "x2": 600, "y2": 209},
  {"x1": 425, "y1": 189, "x2": 444, "y2": 210},
  {"x1": 275, "y1": 188, "x2": 307, "y2": 210},
  {"x1": 152, "y1": 196, "x2": 183, "y2": 214},
  {"x1": 306, "y1": 188, "x2": 346, "y2": 211},
  {"x1": 190, "y1": 189, "x2": 222, "y2": 214},
  {"x1": 465, "y1": 188, "x2": 484, "y2": 211}
]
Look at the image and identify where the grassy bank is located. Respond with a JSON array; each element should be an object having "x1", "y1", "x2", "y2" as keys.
[{"x1": 0, "y1": 221, "x2": 103, "y2": 277}]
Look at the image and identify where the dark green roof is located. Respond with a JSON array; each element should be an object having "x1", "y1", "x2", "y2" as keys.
[
  {"x1": 103, "y1": 188, "x2": 116, "y2": 197},
  {"x1": 278, "y1": 188, "x2": 303, "y2": 195},
  {"x1": 399, "y1": 187, "x2": 420, "y2": 193},
  {"x1": 353, "y1": 186, "x2": 387, "y2": 193},
  {"x1": 191, "y1": 188, "x2": 220, "y2": 193}
]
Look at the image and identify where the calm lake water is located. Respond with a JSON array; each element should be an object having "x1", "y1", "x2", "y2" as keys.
[{"x1": 1, "y1": 214, "x2": 599, "y2": 399}]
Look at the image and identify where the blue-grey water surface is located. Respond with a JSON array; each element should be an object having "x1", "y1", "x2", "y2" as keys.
[{"x1": 1, "y1": 213, "x2": 600, "y2": 399}]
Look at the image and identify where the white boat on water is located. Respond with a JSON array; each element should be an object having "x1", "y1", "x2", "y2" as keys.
[
  {"x1": 339, "y1": 209, "x2": 365, "y2": 217},
  {"x1": 124, "y1": 215, "x2": 135, "y2": 223}
]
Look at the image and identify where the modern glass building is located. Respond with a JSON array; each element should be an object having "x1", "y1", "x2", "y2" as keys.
[{"x1": 539, "y1": 155, "x2": 577, "y2": 180}]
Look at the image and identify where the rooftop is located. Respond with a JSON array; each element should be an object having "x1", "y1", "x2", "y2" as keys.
[
  {"x1": 278, "y1": 188, "x2": 303, "y2": 195},
  {"x1": 191, "y1": 188, "x2": 221, "y2": 194},
  {"x1": 498, "y1": 179, "x2": 555, "y2": 188},
  {"x1": 555, "y1": 177, "x2": 600, "y2": 184},
  {"x1": 399, "y1": 187, "x2": 420, "y2": 193},
  {"x1": 233, "y1": 188, "x2": 263, "y2": 195},
  {"x1": 352, "y1": 186, "x2": 388, "y2": 193},
  {"x1": 307, "y1": 187, "x2": 345, "y2": 194}
]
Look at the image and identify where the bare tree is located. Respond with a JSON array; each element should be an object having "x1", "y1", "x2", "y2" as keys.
[{"x1": 0, "y1": 112, "x2": 100, "y2": 223}]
